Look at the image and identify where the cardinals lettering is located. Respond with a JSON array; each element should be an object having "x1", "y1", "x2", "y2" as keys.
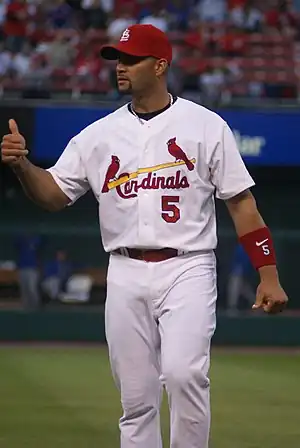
[
  {"x1": 116, "y1": 170, "x2": 190, "y2": 199},
  {"x1": 101, "y1": 138, "x2": 195, "y2": 198}
]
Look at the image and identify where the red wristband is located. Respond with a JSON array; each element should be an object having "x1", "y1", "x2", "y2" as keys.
[{"x1": 239, "y1": 227, "x2": 276, "y2": 270}]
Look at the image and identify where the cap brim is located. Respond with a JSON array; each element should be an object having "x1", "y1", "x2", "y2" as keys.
[
  {"x1": 100, "y1": 45, "x2": 121, "y2": 60},
  {"x1": 100, "y1": 45, "x2": 152, "y2": 60}
]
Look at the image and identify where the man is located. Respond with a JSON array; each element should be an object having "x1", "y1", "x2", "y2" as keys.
[
  {"x1": 42, "y1": 249, "x2": 72, "y2": 301},
  {"x1": 1, "y1": 24, "x2": 287, "y2": 448},
  {"x1": 15, "y1": 232, "x2": 42, "y2": 310}
]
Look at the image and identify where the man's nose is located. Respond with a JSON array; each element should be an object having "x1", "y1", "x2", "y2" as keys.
[{"x1": 116, "y1": 61, "x2": 127, "y2": 73}]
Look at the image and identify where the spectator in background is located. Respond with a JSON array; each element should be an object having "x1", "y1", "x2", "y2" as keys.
[
  {"x1": 81, "y1": 0, "x2": 108, "y2": 30},
  {"x1": 167, "y1": 61, "x2": 184, "y2": 96},
  {"x1": 46, "y1": 31, "x2": 75, "y2": 69},
  {"x1": 114, "y1": 0, "x2": 139, "y2": 17},
  {"x1": 199, "y1": 63, "x2": 226, "y2": 104},
  {"x1": 26, "y1": 1, "x2": 49, "y2": 44},
  {"x1": 139, "y1": 3, "x2": 169, "y2": 32},
  {"x1": 22, "y1": 53, "x2": 52, "y2": 98},
  {"x1": 230, "y1": 0, "x2": 264, "y2": 32},
  {"x1": 3, "y1": 0, "x2": 28, "y2": 52},
  {"x1": 0, "y1": 40, "x2": 11, "y2": 79},
  {"x1": 9, "y1": 41, "x2": 32, "y2": 79},
  {"x1": 47, "y1": 0, "x2": 73, "y2": 29},
  {"x1": 42, "y1": 249, "x2": 72, "y2": 301},
  {"x1": 15, "y1": 233, "x2": 43, "y2": 310},
  {"x1": 196, "y1": 0, "x2": 227, "y2": 23},
  {"x1": 71, "y1": 45, "x2": 108, "y2": 93},
  {"x1": 265, "y1": 0, "x2": 298, "y2": 36},
  {"x1": 166, "y1": 0, "x2": 193, "y2": 31},
  {"x1": 177, "y1": 48, "x2": 205, "y2": 93},
  {"x1": 219, "y1": 24, "x2": 248, "y2": 56},
  {"x1": 107, "y1": 4, "x2": 136, "y2": 40},
  {"x1": 183, "y1": 20, "x2": 206, "y2": 53},
  {"x1": 184, "y1": 19, "x2": 220, "y2": 55},
  {"x1": 99, "y1": 0, "x2": 114, "y2": 15},
  {"x1": 247, "y1": 77, "x2": 265, "y2": 97},
  {"x1": 80, "y1": 0, "x2": 114, "y2": 15},
  {"x1": 26, "y1": 0, "x2": 44, "y2": 32},
  {"x1": 199, "y1": 57, "x2": 242, "y2": 105}
]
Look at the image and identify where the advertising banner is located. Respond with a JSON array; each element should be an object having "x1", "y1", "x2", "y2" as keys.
[{"x1": 32, "y1": 106, "x2": 300, "y2": 165}]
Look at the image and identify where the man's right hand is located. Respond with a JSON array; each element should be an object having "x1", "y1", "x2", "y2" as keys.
[{"x1": 1, "y1": 119, "x2": 29, "y2": 166}]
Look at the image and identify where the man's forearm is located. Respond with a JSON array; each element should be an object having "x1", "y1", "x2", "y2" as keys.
[
  {"x1": 225, "y1": 190, "x2": 265, "y2": 236},
  {"x1": 12, "y1": 157, "x2": 69, "y2": 211},
  {"x1": 226, "y1": 190, "x2": 278, "y2": 279},
  {"x1": 256, "y1": 264, "x2": 279, "y2": 281}
]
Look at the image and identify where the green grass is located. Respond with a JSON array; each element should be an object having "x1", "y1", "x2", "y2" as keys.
[{"x1": 0, "y1": 346, "x2": 299, "y2": 448}]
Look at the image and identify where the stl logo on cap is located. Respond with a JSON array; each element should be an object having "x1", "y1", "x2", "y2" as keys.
[{"x1": 120, "y1": 28, "x2": 130, "y2": 42}]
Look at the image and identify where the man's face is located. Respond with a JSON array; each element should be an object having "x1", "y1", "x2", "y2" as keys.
[{"x1": 116, "y1": 54, "x2": 159, "y2": 94}]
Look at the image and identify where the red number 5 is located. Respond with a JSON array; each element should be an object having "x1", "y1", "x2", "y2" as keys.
[{"x1": 161, "y1": 196, "x2": 180, "y2": 223}]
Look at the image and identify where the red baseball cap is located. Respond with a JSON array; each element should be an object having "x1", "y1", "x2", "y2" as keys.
[{"x1": 100, "y1": 24, "x2": 173, "y2": 64}]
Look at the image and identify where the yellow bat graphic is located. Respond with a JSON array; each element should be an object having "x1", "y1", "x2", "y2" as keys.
[{"x1": 108, "y1": 158, "x2": 196, "y2": 190}]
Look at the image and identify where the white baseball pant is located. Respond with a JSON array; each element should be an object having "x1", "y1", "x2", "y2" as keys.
[{"x1": 105, "y1": 250, "x2": 217, "y2": 448}]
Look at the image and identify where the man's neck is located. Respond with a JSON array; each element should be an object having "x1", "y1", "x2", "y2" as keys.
[{"x1": 131, "y1": 89, "x2": 170, "y2": 114}]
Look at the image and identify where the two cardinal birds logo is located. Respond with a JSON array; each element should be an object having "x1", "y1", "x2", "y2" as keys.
[{"x1": 102, "y1": 137, "x2": 195, "y2": 193}]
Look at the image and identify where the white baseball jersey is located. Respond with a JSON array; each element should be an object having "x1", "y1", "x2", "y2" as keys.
[{"x1": 47, "y1": 97, "x2": 255, "y2": 253}]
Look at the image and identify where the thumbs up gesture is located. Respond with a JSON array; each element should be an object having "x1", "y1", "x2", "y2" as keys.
[{"x1": 1, "y1": 119, "x2": 28, "y2": 166}]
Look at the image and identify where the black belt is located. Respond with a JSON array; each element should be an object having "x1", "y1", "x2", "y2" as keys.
[{"x1": 113, "y1": 247, "x2": 179, "y2": 262}]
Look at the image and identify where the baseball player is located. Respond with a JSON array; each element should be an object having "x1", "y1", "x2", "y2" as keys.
[{"x1": 1, "y1": 24, "x2": 288, "y2": 448}]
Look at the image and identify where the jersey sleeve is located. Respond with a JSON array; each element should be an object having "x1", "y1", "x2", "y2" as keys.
[
  {"x1": 46, "y1": 137, "x2": 90, "y2": 204},
  {"x1": 209, "y1": 123, "x2": 255, "y2": 200}
]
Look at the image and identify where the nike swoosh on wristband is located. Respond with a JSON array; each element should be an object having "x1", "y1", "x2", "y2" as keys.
[{"x1": 256, "y1": 238, "x2": 269, "y2": 246}]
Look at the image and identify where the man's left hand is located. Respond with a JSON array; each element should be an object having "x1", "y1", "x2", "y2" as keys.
[{"x1": 253, "y1": 280, "x2": 288, "y2": 314}]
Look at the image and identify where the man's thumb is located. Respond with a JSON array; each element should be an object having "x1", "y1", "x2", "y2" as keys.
[
  {"x1": 252, "y1": 289, "x2": 264, "y2": 310},
  {"x1": 9, "y1": 119, "x2": 19, "y2": 135}
]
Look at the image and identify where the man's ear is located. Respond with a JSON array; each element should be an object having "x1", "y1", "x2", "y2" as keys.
[{"x1": 156, "y1": 59, "x2": 169, "y2": 77}]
